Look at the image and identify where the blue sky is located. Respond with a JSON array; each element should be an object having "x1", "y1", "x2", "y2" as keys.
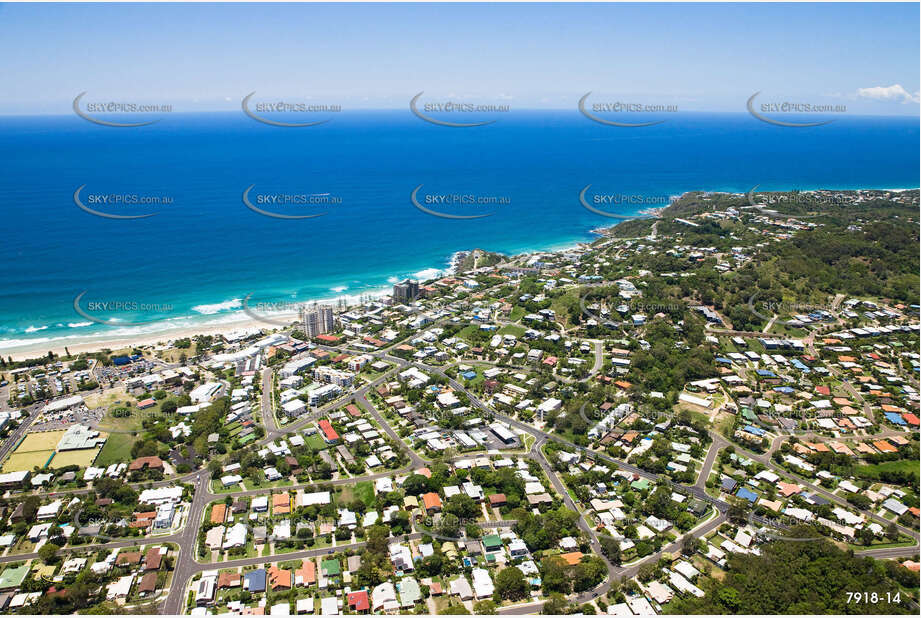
[{"x1": 1, "y1": 2, "x2": 918, "y2": 114}]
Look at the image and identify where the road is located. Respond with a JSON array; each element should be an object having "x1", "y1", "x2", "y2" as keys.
[{"x1": 6, "y1": 315, "x2": 915, "y2": 615}]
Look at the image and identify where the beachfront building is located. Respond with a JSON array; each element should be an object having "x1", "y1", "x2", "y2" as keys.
[{"x1": 301, "y1": 305, "x2": 335, "y2": 338}]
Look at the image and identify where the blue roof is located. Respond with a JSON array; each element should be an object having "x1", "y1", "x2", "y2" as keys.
[
  {"x1": 461, "y1": 371, "x2": 477, "y2": 380},
  {"x1": 884, "y1": 412, "x2": 907, "y2": 425},
  {"x1": 773, "y1": 386, "x2": 794, "y2": 394},
  {"x1": 716, "y1": 357, "x2": 732, "y2": 364},
  {"x1": 742, "y1": 424, "x2": 766, "y2": 436},
  {"x1": 736, "y1": 487, "x2": 758, "y2": 503},
  {"x1": 756, "y1": 369, "x2": 777, "y2": 377},
  {"x1": 245, "y1": 569, "x2": 266, "y2": 592}
]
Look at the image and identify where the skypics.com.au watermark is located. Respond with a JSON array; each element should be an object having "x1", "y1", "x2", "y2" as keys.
[
  {"x1": 747, "y1": 92, "x2": 846, "y2": 128},
  {"x1": 579, "y1": 185, "x2": 668, "y2": 219},
  {"x1": 747, "y1": 290, "x2": 837, "y2": 323},
  {"x1": 242, "y1": 92, "x2": 341, "y2": 127},
  {"x1": 241, "y1": 294, "x2": 308, "y2": 327},
  {"x1": 73, "y1": 291, "x2": 174, "y2": 326},
  {"x1": 243, "y1": 185, "x2": 341, "y2": 219},
  {"x1": 74, "y1": 184, "x2": 173, "y2": 219},
  {"x1": 411, "y1": 185, "x2": 510, "y2": 219},
  {"x1": 73, "y1": 92, "x2": 172, "y2": 127},
  {"x1": 410, "y1": 92, "x2": 509, "y2": 127},
  {"x1": 579, "y1": 92, "x2": 677, "y2": 127},
  {"x1": 747, "y1": 185, "x2": 848, "y2": 216}
]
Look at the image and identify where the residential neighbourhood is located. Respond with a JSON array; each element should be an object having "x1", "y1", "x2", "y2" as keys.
[{"x1": 1, "y1": 188, "x2": 918, "y2": 615}]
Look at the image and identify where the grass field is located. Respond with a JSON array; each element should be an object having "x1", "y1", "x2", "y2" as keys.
[
  {"x1": 51, "y1": 447, "x2": 102, "y2": 468},
  {"x1": 856, "y1": 459, "x2": 919, "y2": 482},
  {"x1": 1, "y1": 430, "x2": 67, "y2": 472},
  {"x1": 2, "y1": 450, "x2": 54, "y2": 472},
  {"x1": 94, "y1": 433, "x2": 136, "y2": 467},
  {"x1": 353, "y1": 481, "x2": 375, "y2": 507},
  {"x1": 16, "y1": 431, "x2": 65, "y2": 452},
  {"x1": 97, "y1": 406, "x2": 146, "y2": 433},
  {"x1": 84, "y1": 385, "x2": 129, "y2": 409}
]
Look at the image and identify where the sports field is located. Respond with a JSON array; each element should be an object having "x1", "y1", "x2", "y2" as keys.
[
  {"x1": 2, "y1": 450, "x2": 54, "y2": 472},
  {"x1": 50, "y1": 447, "x2": 103, "y2": 468},
  {"x1": 1, "y1": 429, "x2": 106, "y2": 472}
]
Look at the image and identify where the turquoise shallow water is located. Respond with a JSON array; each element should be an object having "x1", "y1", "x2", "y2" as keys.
[{"x1": 0, "y1": 110, "x2": 917, "y2": 352}]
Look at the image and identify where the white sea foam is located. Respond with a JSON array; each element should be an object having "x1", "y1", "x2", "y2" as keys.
[{"x1": 191, "y1": 298, "x2": 242, "y2": 314}]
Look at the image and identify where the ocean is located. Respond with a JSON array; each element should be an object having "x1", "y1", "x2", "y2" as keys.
[{"x1": 0, "y1": 110, "x2": 917, "y2": 353}]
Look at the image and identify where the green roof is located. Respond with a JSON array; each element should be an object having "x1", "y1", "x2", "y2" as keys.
[
  {"x1": 481, "y1": 534, "x2": 502, "y2": 550},
  {"x1": 630, "y1": 479, "x2": 650, "y2": 491},
  {"x1": 0, "y1": 564, "x2": 29, "y2": 590},
  {"x1": 321, "y1": 558, "x2": 340, "y2": 576}
]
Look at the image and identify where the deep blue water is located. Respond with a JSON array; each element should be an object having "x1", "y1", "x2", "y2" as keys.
[{"x1": 0, "y1": 110, "x2": 917, "y2": 352}]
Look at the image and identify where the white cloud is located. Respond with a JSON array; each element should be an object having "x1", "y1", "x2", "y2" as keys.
[{"x1": 856, "y1": 84, "x2": 919, "y2": 104}]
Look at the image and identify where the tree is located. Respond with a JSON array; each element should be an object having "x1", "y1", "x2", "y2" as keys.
[
  {"x1": 402, "y1": 473, "x2": 430, "y2": 496},
  {"x1": 539, "y1": 555, "x2": 570, "y2": 594},
  {"x1": 572, "y1": 556, "x2": 607, "y2": 592},
  {"x1": 444, "y1": 493, "x2": 479, "y2": 520},
  {"x1": 541, "y1": 593, "x2": 571, "y2": 615},
  {"x1": 599, "y1": 535, "x2": 621, "y2": 563},
  {"x1": 718, "y1": 586, "x2": 741, "y2": 611},
  {"x1": 494, "y1": 566, "x2": 527, "y2": 601},
  {"x1": 38, "y1": 542, "x2": 60, "y2": 564}
]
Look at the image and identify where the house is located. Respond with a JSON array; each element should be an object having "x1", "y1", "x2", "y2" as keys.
[
  {"x1": 449, "y1": 576, "x2": 474, "y2": 601},
  {"x1": 421, "y1": 492, "x2": 442, "y2": 513},
  {"x1": 321, "y1": 558, "x2": 341, "y2": 578},
  {"x1": 273, "y1": 493, "x2": 292, "y2": 514},
  {"x1": 488, "y1": 493, "x2": 507, "y2": 508},
  {"x1": 196, "y1": 574, "x2": 216, "y2": 606},
  {"x1": 318, "y1": 419, "x2": 340, "y2": 443},
  {"x1": 138, "y1": 572, "x2": 158, "y2": 596},
  {"x1": 471, "y1": 568, "x2": 494, "y2": 599},
  {"x1": 372, "y1": 582, "x2": 399, "y2": 612},
  {"x1": 129, "y1": 456, "x2": 164, "y2": 472},
  {"x1": 218, "y1": 572, "x2": 243, "y2": 589},
  {"x1": 107, "y1": 575, "x2": 135, "y2": 601},
  {"x1": 348, "y1": 590, "x2": 370, "y2": 613},
  {"x1": 481, "y1": 534, "x2": 503, "y2": 553},
  {"x1": 268, "y1": 566, "x2": 292, "y2": 590},
  {"x1": 145, "y1": 547, "x2": 165, "y2": 571},
  {"x1": 295, "y1": 560, "x2": 316, "y2": 587},
  {"x1": 245, "y1": 569, "x2": 267, "y2": 593}
]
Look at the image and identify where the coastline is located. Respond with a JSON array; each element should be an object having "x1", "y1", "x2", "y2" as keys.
[
  {"x1": 1, "y1": 229, "x2": 601, "y2": 361},
  {"x1": 4, "y1": 185, "x2": 917, "y2": 362}
]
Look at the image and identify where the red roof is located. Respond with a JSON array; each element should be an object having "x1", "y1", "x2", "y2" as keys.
[
  {"x1": 316, "y1": 334, "x2": 340, "y2": 343},
  {"x1": 318, "y1": 419, "x2": 339, "y2": 442},
  {"x1": 346, "y1": 404, "x2": 361, "y2": 417},
  {"x1": 903, "y1": 413, "x2": 920, "y2": 426},
  {"x1": 422, "y1": 492, "x2": 442, "y2": 511},
  {"x1": 348, "y1": 590, "x2": 370, "y2": 611},
  {"x1": 815, "y1": 386, "x2": 831, "y2": 396}
]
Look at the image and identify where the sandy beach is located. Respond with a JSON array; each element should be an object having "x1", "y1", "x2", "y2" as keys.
[{"x1": 5, "y1": 313, "x2": 301, "y2": 361}]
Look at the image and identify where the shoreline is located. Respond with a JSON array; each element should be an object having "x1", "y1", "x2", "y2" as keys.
[
  {"x1": 4, "y1": 186, "x2": 917, "y2": 361},
  {"x1": 1, "y1": 232, "x2": 598, "y2": 361}
]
